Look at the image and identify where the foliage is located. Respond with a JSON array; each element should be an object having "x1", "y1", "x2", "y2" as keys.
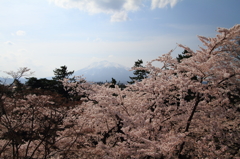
[
  {"x1": 62, "y1": 24, "x2": 240, "y2": 158},
  {"x1": 109, "y1": 78, "x2": 117, "y2": 88},
  {"x1": 128, "y1": 59, "x2": 150, "y2": 84},
  {"x1": 25, "y1": 77, "x2": 59, "y2": 91},
  {"x1": 0, "y1": 24, "x2": 240, "y2": 158},
  {"x1": 25, "y1": 66, "x2": 76, "y2": 99},
  {"x1": 4, "y1": 67, "x2": 34, "y2": 82},
  {"x1": 52, "y1": 65, "x2": 74, "y2": 81},
  {"x1": 176, "y1": 49, "x2": 192, "y2": 63}
]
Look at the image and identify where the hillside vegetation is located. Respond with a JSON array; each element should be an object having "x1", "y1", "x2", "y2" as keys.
[{"x1": 0, "y1": 25, "x2": 239, "y2": 159}]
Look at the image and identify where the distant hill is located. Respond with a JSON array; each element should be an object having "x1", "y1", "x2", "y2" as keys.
[
  {"x1": 0, "y1": 61, "x2": 134, "y2": 84},
  {"x1": 0, "y1": 77, "x2": 27, "y2": 85},
  {"x1": 74, "y1": 60, "x2": 134, "y2": 83}
]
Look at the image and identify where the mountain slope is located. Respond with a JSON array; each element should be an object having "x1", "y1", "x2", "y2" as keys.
[{"x1": 74, "y1": 60, "x2": 133, "y2": 83}]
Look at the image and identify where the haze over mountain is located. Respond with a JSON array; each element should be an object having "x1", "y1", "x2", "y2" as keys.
[
  {"x1": 0, "y1": 61, "x2": 134, "y2": 85},
  {"x1": 74, "y1": 60, "x2": 133, "y2": 83},
  {"x1": 0, "y1": 77, "x2": 27, "y2": 85}
]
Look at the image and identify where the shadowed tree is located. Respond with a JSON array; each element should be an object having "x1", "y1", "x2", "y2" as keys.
[
  {"x1": 52, "y1": 65, "x2": 75, "y2": 81},
  {"x1": 128, "y1": 59, "x2": 149, "y2": 84},
  {"x1": 4, "y1": 67, "x2": 34, "y2": 87},
  {"x1": 176, "y1": 49, "x2": 192, "y2": 63}
]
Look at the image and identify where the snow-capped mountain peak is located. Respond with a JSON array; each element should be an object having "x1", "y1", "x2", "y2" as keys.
[{"x1": 74, "y1": 60, "x2": 133, "y2": 83}]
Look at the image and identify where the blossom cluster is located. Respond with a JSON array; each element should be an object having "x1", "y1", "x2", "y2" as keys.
[{"x1": 0, "y1": 24, "x2": 239, "y2": 158}]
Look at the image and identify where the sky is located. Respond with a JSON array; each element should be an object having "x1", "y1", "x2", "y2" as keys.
[{"x1": 0, "y1": 0, "x2": 240, "y2": 78}]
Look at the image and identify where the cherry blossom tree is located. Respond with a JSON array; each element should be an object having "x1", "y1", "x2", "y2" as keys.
[
  {"x1": 0, "y1": 24, "x2": 239, "y2": 158},
  {"x1": 61, "y1": 24, "x2": 240, "y2": 158},
  {"x1": 0, "y1": 93, "x2": 67, "y2": 158},
  {"x1": 4, "y1": 67, "x2": 34, "y2": 85}
]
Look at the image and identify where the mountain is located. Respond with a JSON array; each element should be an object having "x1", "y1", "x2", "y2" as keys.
[
  {"x1": 0, "y1": 77, "x2": 27, "y2": 85},
  {"x1": 74, "y1": 60, "x2": 133, "y2": 83},
  {"x1": 0, "y1": 77, "x2": 14, "y2": 85}
]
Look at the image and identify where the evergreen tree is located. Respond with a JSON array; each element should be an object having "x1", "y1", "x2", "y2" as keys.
[
  {"x1": 109, "y1": 78, "x2": 117, "y2": 88},
  {"x1": 25, "y1": 77, "x2": 59, "y2": 92},
  {"x1": 176, "y1": 49, "x2": 192, "y2": 63},
  {"x1": 52, "y1": 65, "x2": 74, "y2": 81},
  {"x1": 128, "y1": 59, "x2": 149, "y2": 84},
  {"x1": 26, "y1": 66, "x2": 75, "y2": 98},
  {"x1": 52, "y1": 66, "x2": 75, "y2": 98}
]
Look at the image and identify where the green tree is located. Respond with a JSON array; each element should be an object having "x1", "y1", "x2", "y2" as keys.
[
  {"x1": 52, "y1": 65, "x2": 74, "y2": 81},
  {"x1": 109, "y1": 78, "x2": 117, "y2": 88},
  {"x1": 52, "y1": 65, "x2": 75, "y2": 98},
  {"x1": 26, "y1": 66, "x2": 75, "y2": 99},
  {"x1": 128, "y1": 59, "x2": 149, "y2": 84},
  {"x1": 176, "y1": 49, "x2": 192, "y2": 63},
  {"x1": 25, "y1": 77, "x2": 59, "y2": 92},
  {"x1": 175, "y1": 50, "x2": 197, "y2": 103}
]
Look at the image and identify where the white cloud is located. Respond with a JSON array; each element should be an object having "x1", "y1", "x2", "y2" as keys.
[
  {"x1": 151, "y1": 0, "x2": 181, "y2": 9},
  {"x1": 111, "y1": 11, "x2": 129, "y2": 22},
  {"x1": 16, "y1": 30, "x2": 26, "y2": 36},
  {"x1": 48, "y1": 0, "x2": 142, "y2": 14},
  {"x1": 4, "y1": 41, "x2": 14, "y2": 45},
  {"x1": 49, "y1": 0, "x2": 182, "y2": 22},
  {"x1": 123, "y1": 0, "x2": 142, "y2": 11},
  {"x1": 48, "y1": 0, "x2": 128, "y2": 14}
]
